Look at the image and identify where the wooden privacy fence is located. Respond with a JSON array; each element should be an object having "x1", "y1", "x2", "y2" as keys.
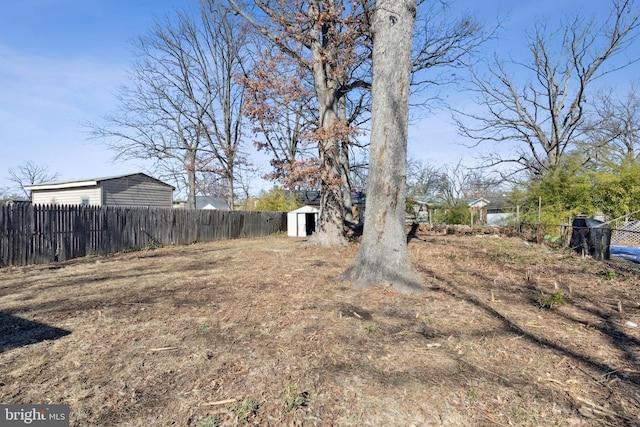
[{"x1": 0, "y1": 204, "x2": 287, "y2": 267}]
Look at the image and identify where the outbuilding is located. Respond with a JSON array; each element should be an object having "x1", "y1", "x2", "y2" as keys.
[
  {"x1": 287, "y1": 205, "x2": 319, "y2": 237},
  {"x1": 25, "y1": 173, "x2": 174, "y2": 208}
]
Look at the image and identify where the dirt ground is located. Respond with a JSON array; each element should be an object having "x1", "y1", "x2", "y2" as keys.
[{"x1": 2, "y1": 229, "x2": 640, "y2": 426}]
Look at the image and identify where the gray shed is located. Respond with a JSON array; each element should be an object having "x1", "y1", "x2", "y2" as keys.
[{"x1": 25, "y1": 173, "x2": 174, "y2": 208}]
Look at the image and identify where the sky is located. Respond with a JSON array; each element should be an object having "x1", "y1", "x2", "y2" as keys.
[
  {"x1": 0, "y1": 0, "x2": 187, "y2": 196},
  {"x1": 0, "y1": 0, "x2": 636, "y2": 198}
]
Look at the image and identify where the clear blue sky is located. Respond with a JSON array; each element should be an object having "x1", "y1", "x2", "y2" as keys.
[
  {"x1": 0, "y1": 0, "x2": 635, "y2": 197},
  {"x1": 0, "y1": 0, "x2": 193, "y2": 195}
]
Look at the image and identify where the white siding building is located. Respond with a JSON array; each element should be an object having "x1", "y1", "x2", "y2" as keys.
[{"x1": 25, "y1": 173, "x2": 174, "y2": 208}]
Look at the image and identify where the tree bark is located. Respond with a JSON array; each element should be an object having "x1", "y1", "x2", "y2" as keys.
[
  {"x1": 339, "y1": 0, "x2": 423, "y2": 293},
  {"x1": 306, "y1": 2, "x2": 346, "y2": 246},
  {"x1": 187, "y1": 150, "x2": 197, "y2": 210},
  {"x1": 339, "y1": 97, "x2": 354, "y2": 222},
  {"x1": 314, "y1": 134, "x2": 346, "y2": 246}
]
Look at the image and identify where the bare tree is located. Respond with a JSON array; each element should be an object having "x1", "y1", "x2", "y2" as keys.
[
  {"x1": 0, "y1": 187, "x2": 20, "y2": 203},
  {"x1": 340, "y1": 0, "x2": 423, "y2": 293},
  {"x1": 406, "y1": 158, "x2": 445, "y2": 198},
  {"x1": 227, "y1": 0, "x2": 491, "y2": 245},
  {"x1": 585, "y1": 82, "x2": 640, "y2": 166},
  {"x1": 233, "y1": 158, "x2": 261, "y2": 209},
  {"x1": 411, "y1": 0, "x2": 495, "y2": 111},
  {"x1": 8, "y1": 161, "x2": 59, "y2": 199},
  {"x1": 407, "y1": 158, "x2": 501, "y2": 207},
  {"x1": 227, "y1": 0, "x2": 374, "y2": 246},
  {"x1": 436, "y1": 160, "x2": 501, "y2": 206},
  {"x1": 87, "y1": 4, "x2": 250, "y2": 210},
  {"x1": 455, "y1": 0, "x2": 640, "y2": 179},
  {"x1": 197, "y1": 2, "x2": 250, "y2": 210},
  {"x1": 87, "y1": 14, "x2": 202, "y2": 209}
]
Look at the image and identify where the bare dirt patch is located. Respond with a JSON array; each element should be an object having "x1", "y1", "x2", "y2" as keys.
[{"x1": 2, "y1": 232, "x2": 640, "y2": 426}]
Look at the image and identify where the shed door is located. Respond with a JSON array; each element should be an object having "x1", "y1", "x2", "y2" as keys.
[
  {"x1": 305, "y1": 213, "x2": 316, "y2": 236},
  {"x1": 297, "y1": 213, "x2": 307, "y2": 236}
]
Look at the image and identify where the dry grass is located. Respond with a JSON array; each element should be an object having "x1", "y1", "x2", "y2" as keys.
[{"x1": 2, "y1": 230, "x2": 640, "y2": 426}]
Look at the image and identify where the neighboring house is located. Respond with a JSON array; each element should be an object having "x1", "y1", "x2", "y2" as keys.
[
  {"x1": 25, "y1": 173, "x2": 174, "y2": 208},
  {"x1": 410, "y1": 195, "x2": 445, "y2": 224},
  {"x1": 411, "y1": 194, "x2": 515, "y2": 226},
  {"x1": 469, "y1": 196, "x2": 519, "y2": 226},
  {"x1": 485, "y1": 195, "x2": 515, "y2": 226},
  {"x1": 290, "y1": 190, "x2": 366, "y2": 209},
  {"x1": 293, "y1": 190, "x2": 322, "y2": 206},
  {"x1": 468, "y1": 197, "x2": 490, "y2": 224},
  {"x1": 172, "y1": 196, "x2": 230, "y2": 210},
  {"x1": 196, "y1": 196, "x2": 229, "y2": 210}
]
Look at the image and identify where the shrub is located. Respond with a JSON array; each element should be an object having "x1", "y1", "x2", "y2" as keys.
[
  {"x1": 537, "y1": 291, "x2": 566, "y2": 309},
  {"x1": 253, "y1": 187, "x2": 303, "y2": 211}
]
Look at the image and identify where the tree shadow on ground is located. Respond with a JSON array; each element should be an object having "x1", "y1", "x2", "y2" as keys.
[
  {"x1": 0, "y1": 312, "x2": 71, "y2": 353},
  {"x1": 418, "y1": 282, "x2": 640, "y2": 425},
  {"x1": 560, "y1": 299, "x2": 640, "y2": 371},
  {"x1": 434, "y1": 257, "x2": 640, "y2": 385},
  {"x1": 436, "y1": 277, "x2": 640, "y2": 387}
]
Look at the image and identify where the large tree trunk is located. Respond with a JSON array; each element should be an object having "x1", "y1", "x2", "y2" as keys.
[
  {"x1": 339, "y1": 97, "x2": 354, "y2": 222},
  {"x1": 307, "y1": 33, "x2": 346, "y2": 246},
  {"x1": 339, "y1": 0, "x2": 423, "y2": 293},
  {"x1": 341, "y1": 141, "x2": 354, "y2": 222},
  {"x1": 313, "y1": 123, "x2": 347, "y2": 246}
]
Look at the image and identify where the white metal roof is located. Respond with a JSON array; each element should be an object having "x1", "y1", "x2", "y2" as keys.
[{"x1": 289, "y1": 205, "x2": 320, "y2": 214}]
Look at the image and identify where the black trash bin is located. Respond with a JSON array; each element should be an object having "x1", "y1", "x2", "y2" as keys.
[{"x1": 570, "y1": 217, "x2": 611, "y2": 260}]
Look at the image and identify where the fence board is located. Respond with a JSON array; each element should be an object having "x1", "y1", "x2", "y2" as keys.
[{"x1": 0, "y1": 205, "x2": 287, "y2": 267}]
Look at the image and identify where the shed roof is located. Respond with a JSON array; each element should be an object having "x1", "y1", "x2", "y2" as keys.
[
  {"x1": 24, "y1": 173, "x2": 175, "y2": 191},
  {"x1": 290, "y1": 205, "x2": 320, "y2": 214}
]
